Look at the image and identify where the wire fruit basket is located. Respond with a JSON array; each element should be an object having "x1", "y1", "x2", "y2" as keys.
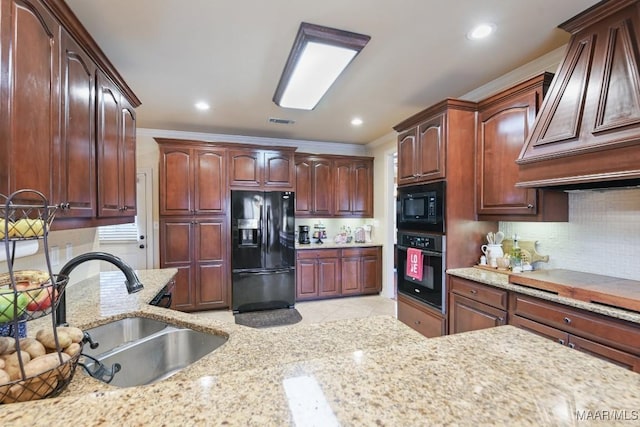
[{"x1": 0, "y1": 190, "x2": 82, "y2": 403}]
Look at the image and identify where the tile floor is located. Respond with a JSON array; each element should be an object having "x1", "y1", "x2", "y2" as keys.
[{"x1": 194, "y1": 295, "x2": 397, "y2": 326}]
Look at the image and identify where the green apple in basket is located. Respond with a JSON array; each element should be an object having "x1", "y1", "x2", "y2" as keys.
[{"x1": 0, "y1": 289, "x2": 29, "y2": 322}]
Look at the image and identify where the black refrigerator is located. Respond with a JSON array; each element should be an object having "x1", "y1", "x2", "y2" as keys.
[{"x1": 231, "y1": 190, "x2": 295, "y2": 313}]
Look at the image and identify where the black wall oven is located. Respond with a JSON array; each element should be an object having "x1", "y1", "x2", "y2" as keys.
[
  {"x1": 396, "y1": 231, "x2": 445, "y2": 313},
  {"x1": 396, "y1": 181, "x2": 445, "y2": 233}
]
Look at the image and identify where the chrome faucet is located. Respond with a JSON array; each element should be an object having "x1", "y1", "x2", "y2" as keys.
[{"x1": 55, "y1": 252, "x2": 144, "y2": 325}]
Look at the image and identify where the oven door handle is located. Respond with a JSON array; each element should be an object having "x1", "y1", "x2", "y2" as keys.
[{"x1": 397, "y1": 245, "x2": 442, "y2": 257}]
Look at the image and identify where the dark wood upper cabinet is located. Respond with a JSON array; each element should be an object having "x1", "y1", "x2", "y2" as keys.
[
  {"x1": 295, "y1": 154, "x2": 373, "y2": 218},
  {"x1": 295, "y1": 156, "x2": 333, "y2": 217},
  {"x1": 394, "y1": 100, "x2": 476, "y2": 187},
  {"x1": 96, "y1": 71, "x2": 136, "y2": 217},
  {"x1": 263, "y1": 150, "x2": 295, "y2": 189},
  {"x1": 334, "y1": 158, "x2": 373, "y2": 217},
  {"x1": 476, "y1": 73, "x2": 568, "y2": 221},
  {"x1": 158, "y1": 142, "x2": 227, "y2": 216},
  {"x1": 229, "y1": 148, "x2": 295, "y2": 190},
  {"x1": 396, "y1": 112, "x2": 446, "y2": 186},
  {"x1": 0, "y1": 0, "x2": 60, "y2": 203},
  {"x1": 0, "y1": 0, "x2": 139, "y2": 227},
  {"x1": 58, "y1": 29, "x2": 96, "y2": 218},
  {"x1": 517, "y1": 0, "x2": 640, "y2": 188}
]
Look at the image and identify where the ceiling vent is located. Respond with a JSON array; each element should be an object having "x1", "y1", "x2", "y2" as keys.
[{"x1": 268, "y1": 117, "x2": 296, "y2": 125}]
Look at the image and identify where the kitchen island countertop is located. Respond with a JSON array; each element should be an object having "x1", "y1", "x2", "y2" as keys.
[{"x1": 1, "y1": 268, "x2": 639, "y2": 426}]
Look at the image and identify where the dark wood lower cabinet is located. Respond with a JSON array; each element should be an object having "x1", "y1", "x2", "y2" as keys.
[
  {"x1": 511, "y1": 314, "x2": 640, "y2": 372},
  {"x1": 160, "y1": 217, "x2": 228, "y2": 311},
  {"x1": 341, "y1": 247, "x2": 381, "y2": 296},
  {"x1": 397, "y1": 293, "x2": 445, "y2": 338},
  {"x1": 295, "y1": 247, "x2": 381, "y2": 301},
  {"x1": 449, "y1": 293, "x2": 506, "y2": 334},
  {"x1": 448, "y1": 275, "x2": 640, "y2": 373}
]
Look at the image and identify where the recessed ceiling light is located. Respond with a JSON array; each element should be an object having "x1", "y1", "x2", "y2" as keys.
[
  {"x1": 467, "y1": 23, "x2": 496, "y2": 40},
  {"x1": 195, "y1": 101, "x2": 210, "y2": 111},
  {"x1": 351, "y1": 117, "x2": 363, "y2": 126}
]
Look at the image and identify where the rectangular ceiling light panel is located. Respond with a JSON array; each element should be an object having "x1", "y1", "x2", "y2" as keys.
[{"x1": 273, "y1": 22, "x2": 370, "y2": 110}]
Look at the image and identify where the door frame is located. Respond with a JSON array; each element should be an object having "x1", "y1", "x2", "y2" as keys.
[{"x1": 138, "y1": 167, "x2": 154, "y2": 269}]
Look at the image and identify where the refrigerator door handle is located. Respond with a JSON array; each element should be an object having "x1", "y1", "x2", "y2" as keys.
[{"x1": 266, "y1": 206, "x2": 270, "y2": 253}]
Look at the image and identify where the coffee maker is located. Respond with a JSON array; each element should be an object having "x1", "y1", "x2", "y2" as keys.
[{"x1": 298, "y1": 225, "x2": 310, "y2": 244}]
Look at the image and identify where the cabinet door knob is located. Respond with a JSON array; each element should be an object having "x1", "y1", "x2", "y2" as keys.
[
  {"x1": 568, "y1": 343, "x2": 575, "y2": 349},
  {"x1": 497, "y1": 317, "x2": 504, "y2": 323},
  {"x1": 563, "y1": 317, "x2": 571, "y2": 324},
  {"x1": 414, "y1": 320, "x2": 421, "y2": 325},
  {"x1": 558, "y1": 339, "x2": 565, "y2": 345},
  {"x1": 527, "y1": 204, "x2": 534, "y2": 209},
  {"x1": 470, "y1": 289, "x2": 477, "y2": 294},
  {"x1": 139, "y1": 244, "x2": 145, "y2": 249}
]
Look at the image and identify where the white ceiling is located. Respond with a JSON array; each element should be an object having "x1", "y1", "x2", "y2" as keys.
[{"x1": 65, "y1": 0, "x2": 599, "y2": 145}]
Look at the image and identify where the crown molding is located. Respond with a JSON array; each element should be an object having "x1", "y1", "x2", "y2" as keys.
[{"x1": 136, "y1": 128, "x2": 368, "y2": 156}]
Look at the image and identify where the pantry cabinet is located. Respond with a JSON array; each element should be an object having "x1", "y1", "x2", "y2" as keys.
[
  {"x1": 448, "y1": 276, "x2": 507, "y2": 334},
  {"x1": 160, "y1": 217, "x2": 228, "y2": 311},
  {"x1": 229, "y1": 148, "x2": 295, "y2": 190},
  {"x1": 0, "y1": 0, "x2": 140, "y2": 227},
  {"x1": 476, "y1": 73, "x2": 568, "y2": 221},
  {"x1": 159, "y1": 143, "x2": 227, "y2": 216}
]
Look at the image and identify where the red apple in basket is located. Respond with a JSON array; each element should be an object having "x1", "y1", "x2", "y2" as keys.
[{"x1": 25, "y1": 286, "x2": 56, "y2": 311}]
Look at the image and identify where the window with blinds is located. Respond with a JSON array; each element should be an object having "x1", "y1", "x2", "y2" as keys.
[{"x1": 98, "y1": 219, "x2": 139, "y2": 242}]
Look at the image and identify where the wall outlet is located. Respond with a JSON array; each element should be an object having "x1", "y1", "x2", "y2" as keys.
[
  {"x1": 66, "y1": 243, "x2": 73, "y2": 260},
  {"x1": 50, "y1": 246, "x2": 59, "y2": 266}
]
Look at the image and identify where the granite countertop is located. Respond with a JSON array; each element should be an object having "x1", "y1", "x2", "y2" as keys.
[
  {"x1": 447, "y1": 267, "x2": 640, "y2": 324},
  {"x1": 2, "y1": 268, "x2": 640, "y2": 426},
  {"x1": 295, "y1": 241, "x2": 382, "y2": 250}
]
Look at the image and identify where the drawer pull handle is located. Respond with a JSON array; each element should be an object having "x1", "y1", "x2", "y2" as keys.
[
  {"x1": 563, "y1": 317, "x2": 571, "y2": 324},
  {"x1": 558, "y1": 339, "x2": 565, "y2": 345},
  {"x1": 568, "y1": 343, "x2": 575, "y2": 349},
  {"x1": 414, "y1": 320, "x2": 421, "y2": 325},
  {"x1": 497, "y1": 317, "x2": 504, "y2": 323},
  {"x1": 469, "y1": 289, "x2": 477, "y2": 294}
]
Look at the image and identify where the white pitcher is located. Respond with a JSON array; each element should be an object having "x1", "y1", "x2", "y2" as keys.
[{"x1": 481, "y1": 244, "x2": 504, "y2": 259}]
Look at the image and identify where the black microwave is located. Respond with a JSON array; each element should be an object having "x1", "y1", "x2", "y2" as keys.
[{"x1": 397, "y1": 181, "x2": 445, "y2": 232}]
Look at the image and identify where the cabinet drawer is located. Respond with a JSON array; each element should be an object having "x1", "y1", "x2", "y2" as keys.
[
  {"x1": 342, "y1": 247, "x2": 379, "y2": 258},
  {"x1": 449, "y1": 276, "x2": 507, "y2": 310},
  {"x1": 296, "y1": 249, "x2": 340, "y2": 259},
  {"x1": 569, "y1": 335, "x2": 640, "y2": 373},
  {"x1": 510, "y1": 314, "x2": 568, "y2": 344},
  {"x1": 510, "y1": 293, "x2": 640, "y2": 356},
  {"x1": 397, "y1": 294, "x2": 445, "y2": 338}
]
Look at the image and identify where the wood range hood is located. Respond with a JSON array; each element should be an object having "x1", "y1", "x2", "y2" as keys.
[{"x1": 516, "y1": 0, "x2": 640, "y2": 190}]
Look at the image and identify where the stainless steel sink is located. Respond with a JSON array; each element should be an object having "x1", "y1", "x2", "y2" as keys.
[
  {"x1": 84, "y1": 317, "x2": 170, "y2": 357},
  {"x1": 82, "y1": 317, "x2": 227, "y2": 388}
]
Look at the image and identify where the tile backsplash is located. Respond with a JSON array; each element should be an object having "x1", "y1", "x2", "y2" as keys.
[{"x1": 499, "y1": 188, "x2": 640, "y2": 280}]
